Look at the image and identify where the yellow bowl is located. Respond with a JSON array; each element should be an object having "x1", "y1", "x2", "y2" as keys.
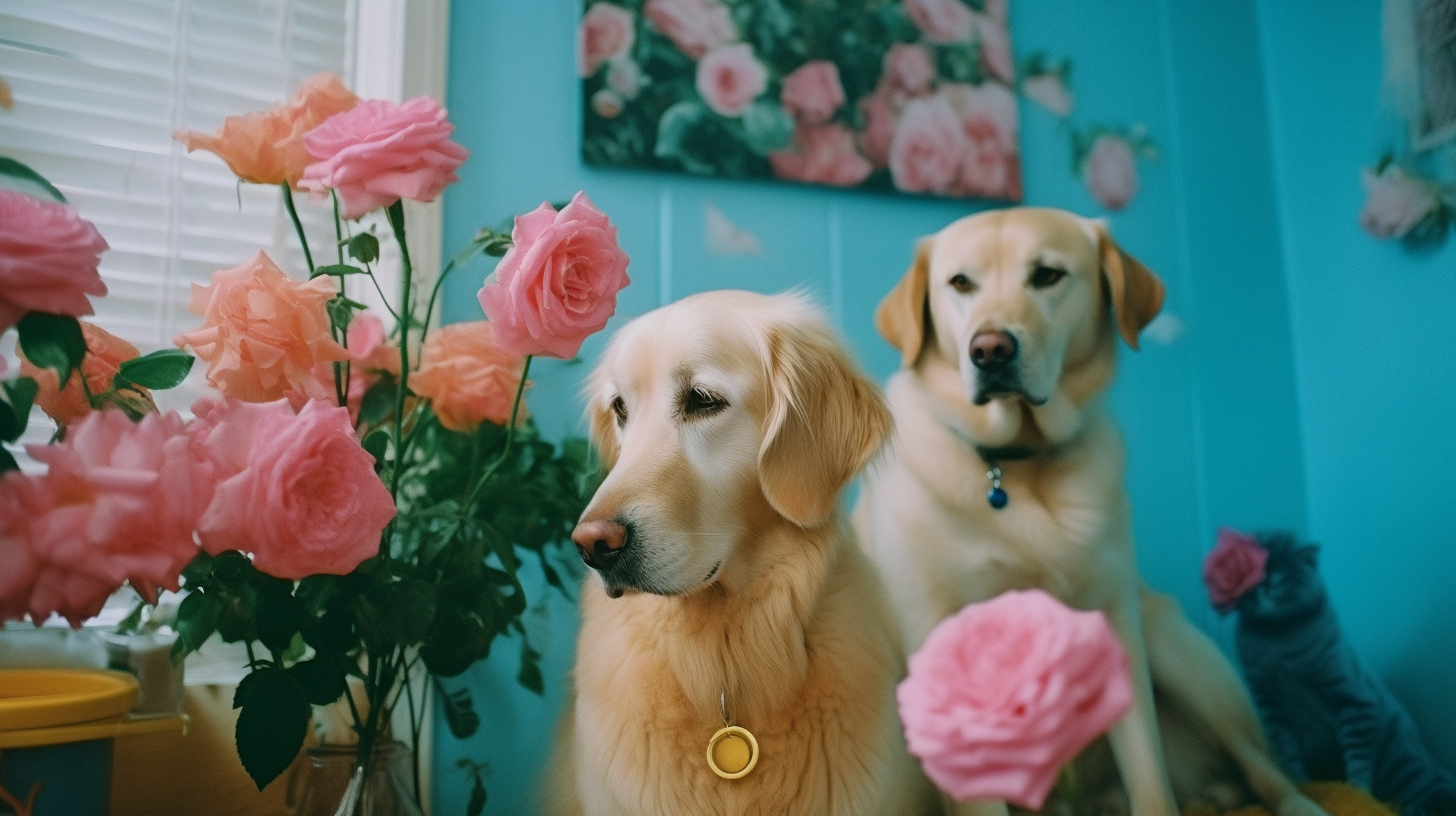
[{"x1": 0, "y1": 669, "x2": 139, "y2": 732}]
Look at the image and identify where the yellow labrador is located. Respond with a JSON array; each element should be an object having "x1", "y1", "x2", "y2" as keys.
[
  {"x1": 547, "y1": 291, "x2": 939, "y2": 816},
  {"x1": 853, "y1": 208, "x2": 1323, "y2": 816}
]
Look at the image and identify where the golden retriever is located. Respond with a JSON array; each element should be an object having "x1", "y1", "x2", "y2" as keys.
[
  {"x1": 853, "y1": 208, "x2": 1324, "y2": 816},
  {"x1": 546, "y1": 291, "x2": 940, "y2": 816}
]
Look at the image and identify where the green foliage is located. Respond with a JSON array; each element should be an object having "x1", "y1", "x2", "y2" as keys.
[
  {"x1": 115, "y1": 349, "x2": 195, "y2": 390},
  {"x1": 344, "y1": 232, "x2": 380, "y2": 264},
  {"x1": 0, "y1": 377, "x2": 39, "y2": 444},
  {"x1": 0, "y1": 156, "x2": 66, "y2": 203},
  {"x1": 16, "y1": 312, "x2": 86, "y2": 389},
  {"x1": 436, "y1": 679, "x2": 481, "y2": 739},
  {"x1": 233, "y1": 666, "x2": 312, "y2": 791}
]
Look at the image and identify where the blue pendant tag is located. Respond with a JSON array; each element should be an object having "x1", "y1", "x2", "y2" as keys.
[{"x1": 986, "y1": 465, "x2": 1007, "y2": 509}]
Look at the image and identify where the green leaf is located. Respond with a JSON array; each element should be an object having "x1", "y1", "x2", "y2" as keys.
[
  {"x1": 435, "y1": 680, "x2": 481, "y2": 739},
  {"x1": 115, "y1": 599, "x2": 147, "y2": 635},
  {"x1": 286, "y1": 658, "x2": 347, "y2": 706},
  {"x1": 741, "y1": 101, "x2": 794, "y2": 156},
  {"x1": 0, "y1": 447, "x2": 17, "y2": 473},
  {"x1": 362, "y1": 429, "x2": 390, "y2": 472},
  {"x1": 255, "y1": 580, "x2": 303, "y2": 656},
  {"x1": 344, "y1": 233, "x2": 379, "y2": 264},
  {"x1": 0, "y1": 377, "x2": 38, "y2": 443},
  {"x1": 517, "y1": 642, "x2": 543, "y2": 696},
  {"x1": 357, "y1": 578, "x2": 436, "y2": 648},
  {"x1": 281, "y1": 631, "x2": 307, "y2": 664},
  {"x1": 17, "y1": 313, "x2": 87, "y2": 389},
  {"x1": 234, "y1": 667, "x2": 311, "y2": 790},
  {"x1": 172, "y1": 590, "x2": 219, "y2": 660},
  {"x1": 467, "y1": 777, "x2": 486, "y2": 816},
  {"x1": 116, "y1": 349, "x2": 195, "y2": 390},
  {"x1": 358, "y1": 378, "x2": 398, "y2": 428},
  {"x1": 481, "y1": 232, "x2": 513, "y2": 258},
  {"x1": 0, "y1": 156, "x2": 66, "y2": 203},
  {"x1": 312, "y1": 263, "x2": 367, "y2": 278}
]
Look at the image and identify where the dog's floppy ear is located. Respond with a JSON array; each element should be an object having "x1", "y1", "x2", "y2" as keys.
[
  {"x1": 759, "y1": 317, "x2": 892, "y2": 528},
  {"x1": 875, "y1": 237, "x2": 933, "y2": 368},
  {"x1": 1088, "y1": 220, "x2": 1165, "y2": 349}
]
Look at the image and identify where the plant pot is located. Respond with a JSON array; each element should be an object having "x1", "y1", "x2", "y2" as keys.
[{"x1": 290, "y1": 741, "x2": 423, "y2": 816}]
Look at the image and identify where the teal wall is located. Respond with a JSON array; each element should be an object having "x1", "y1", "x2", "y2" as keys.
[{"x1": 430, "y1": 2, "x2": 1451, "y2": 813}]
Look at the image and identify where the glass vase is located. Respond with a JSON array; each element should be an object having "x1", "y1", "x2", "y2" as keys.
[{"x1": 290, "y1": 741, "x2": 424, "y2": 816}]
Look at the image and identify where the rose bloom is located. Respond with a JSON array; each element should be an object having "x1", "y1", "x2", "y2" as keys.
[
  {"x1": 24, "y1": 409, "x2": 214, "y2": 626},
  {"x1": 781, "y1": 61, "x2": 845, "y2": 125},
  {"x1": 904, "y1": 0, "x2": 974, "y2": 44},
  {"x1": 898, "y1": 589, "x2": 1134, "y2": 809},
  {"x1": 1359, "y1": 165, "x2": 1442, "y2": 240},
  {"x1": 579, "y1": 3, "x2": 635, "y2": 78},
  {"x1": 191, "y1": 397, "x2": 395, "y2": 580},
  {"x1": 696, "y1": 43, "x2": 768, "y2": 118},
  {"x1": 301, "y1": 96, "x2": 470, "y2": 220},
  {"x1": 591, "y1": 88, "x2": 626, "y2": 119},
  {"x1": 770, "y1": 123, "x2": 873, "y2": 187},
  {"x1": 858, "y1": 91, "x2": 899, "y2": 168},
  {"x1": 20, "y1": 321, "x2": 153, "y2": 426},
  {"x1": 0, "y1": 189, "x2": 109, "y2": 334},
  {"x1": 974, "y1": 13, "x2": 1015, "y2": 84},
  {"x1": 643, "y1": 0, "x2": 736, "y2": 59},
  {"x1": 412, "y1": 321, "x2": 530, "y2": 432},
  {"x1": 939, "y1": 81, "x2": 1020, "y2": 199},
  {"x1": 889, "y1": 96, "x2": 968, "y2": 195},
  {"x1": 1204, "y1": 527, "x2": 1270, "y2": 613},
  {"x1": 1022, "y1": 71, "x2": 1073, "y2": 118},
  {"x1": 881, "y1": 44, "x2": 935, "y2": 97},
  {"x1": 1083, "y1": 134, "x2": 1139, "y2": 211},
  {"x1": 175, "y1": 251, "x2": 350, "y2": 403},
  {"x1": 289, "y1": 311, "x2": 401, "y2": 417},
  {"x1": 175, "y1": 72, "x2": 358, "y2": 188},
  {"x1": 0, "y1": 472, "x2": 46, "y2": 622},
  {"x1": 478, "y1": 191, "x2": 631, "y2": 360}
]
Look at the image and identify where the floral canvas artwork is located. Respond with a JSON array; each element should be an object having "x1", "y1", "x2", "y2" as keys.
[{"x1": 579, "y1": 0, "x2": 1023, "y2": 201}]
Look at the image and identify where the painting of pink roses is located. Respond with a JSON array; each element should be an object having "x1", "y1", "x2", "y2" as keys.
[{"x1": 580, "y1": 0, "x2": 1022, "y2": 201}]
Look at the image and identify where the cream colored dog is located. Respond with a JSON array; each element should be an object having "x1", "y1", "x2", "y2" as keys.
[
  {"x1": 546, "y1": 291, "x2": 939, "y2": 816},
  {"x1": 854, "y1": 208, "x2": 1323, "y2": 816}
]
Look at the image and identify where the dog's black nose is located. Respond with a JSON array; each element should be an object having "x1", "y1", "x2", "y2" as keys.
[
  {"x1": 572, "y1": 518, "x2": 628, "y2": 571},
  {"x1": 970, "y1": 331, "x2": 1018, "y2": 372}
]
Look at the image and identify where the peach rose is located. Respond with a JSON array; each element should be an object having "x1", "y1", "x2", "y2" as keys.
[
  {"x1": 643, "y1": 0, "x2": 736, "y2": 59},
  {"x1": 0, "y1": 190, "x2": 109, "y2": 334},
  {"x1": 940, "y1": 81, "x2": 1020, "y2": 199},
  {"x1": 300, "y1": 96, "x2": 469, "y2": 220},
  {"x1": 904, "y1": 0, "x2": 974, "y2": 44},
  {"x1": 898, "y1": 589, "x2": 1134, "y2": 808},
  {"x1": 889, "y1": 96, "x2": 968, "y2": 195},
  {"x1": 0, "y1": 472, "x2": 46, "y2": 622},
  {"x1": 191, "y1": 397, "x2": 395, "y2": 580},
  {"x1": 882, "y1": 44, "x2": 935, "y2": 97},
  {"x1": 175, "y1": 251, "x2": 349, "y2": 403},
  {"x1": 1203, "y1": 527, "x2": 1269, "y2": 613},
  {"x1": 770, "y1": 123, "x2": 873, "y2": 187},
  {"x1": 412, "y1": 321, "x2": 530, "y2": 432},
  {"x1": 696, "y1": 43, "x2": 768, "y2": 117},
  {"x1": 175, "y1": 72, "x2": 359, "y2": 188},
  {"x1": 579, "y1": 3, "x2": 636, "y2": 77},
  {"x1": 781, "y1": 61, "x2": 845, "y2": 125},
  {"x1": 1359, "y1": 165, "x2": 1442, "y2": 240},
  {"x1": 973, "y1": 13, "x2": 1014, "y2": 84},
  {"x1": 20, "y1": 321, "x2": 153, "y2": 426},
  {"x1": 478, "y1": 192, "x2": 631, "y2": 359},
  {"x1": 1083, "y1": 134, "x2": 1138, "y2": 211},
  {"x1": 24, "y1": 409, "x2": 214, "y2": 625},
  {"x1": 858, "y1": 91, "x2": 899, "y2": 168}
]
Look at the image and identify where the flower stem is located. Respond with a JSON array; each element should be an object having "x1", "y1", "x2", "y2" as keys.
[
  {"x1": 457, "y1": 355, "x2": 532, "y2": 520},
  {"x1": 384, "y1": 200, "x2": 413, "y2": 553},
  {"x1": 281, "y1": 183, "x2": 315, "y2": 275}
]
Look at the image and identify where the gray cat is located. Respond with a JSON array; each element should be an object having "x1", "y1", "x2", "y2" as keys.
[{"x1": 1233, "y1": 532, "x2": 1456, "y2": 816}]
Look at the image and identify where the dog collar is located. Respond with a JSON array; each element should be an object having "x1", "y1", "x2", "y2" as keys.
[{"x1": 975, "y1": 446, "x2": 1052, "y2": 510}]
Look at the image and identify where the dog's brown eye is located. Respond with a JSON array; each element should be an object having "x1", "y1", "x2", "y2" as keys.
[
  {"x1": 1029, "y1": 265, "x2": 1067, "y2": 289},
  {"x1": 948, "y1": 273, "x2": 975, "y2": 293},
  {"x1": 682, "y1": 387, "x2": 728, "y2": 418},
  {"x1": 611, "y1": 396, "x2": 628, "y2": 427}
]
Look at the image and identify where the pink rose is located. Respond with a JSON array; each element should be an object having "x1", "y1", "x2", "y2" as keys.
[
  {"x1": 1022, "y1": 72, "x2": 1073, "y2": 118},
  {"x1": 643, "y1": 0, "x2": 736, "y2": 59},
  {"x1": 1083, "y1": 134, "x2": 1139, "y2": 211},
  {"x1": 1204, "y1": 527, "x2": 1269, "y2": 613},
  {"x1": 191, "y1": 397, "x2": 395, "y2": 580},
  {"x1": 898, "y1": 589, "x2": 1134, "y2": 809},
  {"x1": 412, "y1": 321, "x2": 530, "y2": 432},
  {"x1": 973, "y1": 13, "x2": 1014, "y2": 84},
  {"x1": 769, "y1": 123, "x2": 873, "y2": 187},
  {"x1": 858, "y1": 91, "x2": 899, "y2": 168},
  {"x1": 940, "y1": 81, "x2": 1020, "y2": 199},
  {"x1": 1359, "y1": 166, "x2": 1442, "y2": 240},
  {"x1": 300, "y1": 96, "x2": 469, "y2": 220},
  {"x1": 904, "y1": 0, "x2": 974, "y2": 44},
  {"x1": 889, "y1": 96, "x2": 968, "y2": 195},
  {"x1": 0, "y1": 189, "x2": 109, "y2": 334},
  {"x1": 881, "y1": 44, "x2": 935, "y2": 97},
  {"x1": 781, "y1": 61, "x2": 846, "y2": 125},
  {"x1": 478, "y1": 192, "x2": 631, "y2": 359},
  {"x1": 579, "y1": 3, "x2": 636, "y2": 77},
  {"x1": 23, "y1": 409, "x2": 214, "y2": 625},
  {"x1": 0, "y1": 472, "x2": 46, "y2": 622},
  {"x1": 175, "y1": 251, "x2": 350, "y2": 403},
  {"x1": 696, "y1": 43, "x2": 767, "y2": 117}
]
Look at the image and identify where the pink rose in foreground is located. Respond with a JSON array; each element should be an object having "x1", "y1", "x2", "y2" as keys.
[
  {"x1": 1359, "y1": 165, "x2": 1442, "y2": 240},
  {"x1": 882, "y1": 44, "x2": 935, "y2": 97},
  {"x1": 905, "y1": 0, "x2": 974, "y2": 44},
  {"x1": 696, "y1": 43, "x2": 768, "y2": 117},
  {"x1": 21, "y1": 321, "x2": 151, "y2": 426},
  {"x1": 176, "y1": 251, "x2": 348, "y2": 403},
  {"x1": 412, "y1": 321, "x2": 530, "y2": 432},
  {"x1": 898, "y1": 589, "x2": 1134, "y2": 808},
  {"x1": 940, "y1": 81, "x2": 1020, "y2": 200},
  {"x1": 579, "y1": 3, "x2": 636, "y2": 78},
  {"x1": 479, "y1": 191, "x2": 631, "y2": 359},
  {"x1": 858, "y1": 91, "x2": 899, "y2": 168},
  {"x1": 191, "y1": 397, "x2": 395, "y2": 580},
  {"x1": 24, "y1": 410, "x2": 214, "y2": 625},
  {"x1": 175, "y1": 72, "x2": 359, "y2": 188},
  {"x1": 889, "y1": 97, "x2": 968, "y2": 195},
  {"x1": 0, "y1": 472, "x2": 46, "y2": 622},
  {"x1": 1022, "y1": 72, "x2": 1074, "y2": 118},
  {"x1": 770, "y1": 123, "x2": 873, "y2": 187},
  {"x1": 300, "y1": 96, "x2": 469, "y2": 220},
  {"x1": 781, "y1": 61, "x2": 845, "y2": 125},
  {"x1": 1204, "y1": 527, "x2": 1269, "y2": 613},
  {"x1": 0, "y1": 190, "x2": 109, "y2": 334},
  {"x1": 974, "y1": 13, "x2": 1014, "y2": 83},
  {"x1": 643, "y1": 0, "x2": 736, "y2": 59},
  {"x1": 1083, "y1": 134, "x2": 1139, "y2": 211}
]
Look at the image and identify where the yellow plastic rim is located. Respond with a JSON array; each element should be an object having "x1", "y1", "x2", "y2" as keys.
[
  {"x1": 0, "y1": 669, "x2": 139, "y2": 733},
  {"x1": 706, "y1": 725, "x2": 759, "y2": 780}
]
